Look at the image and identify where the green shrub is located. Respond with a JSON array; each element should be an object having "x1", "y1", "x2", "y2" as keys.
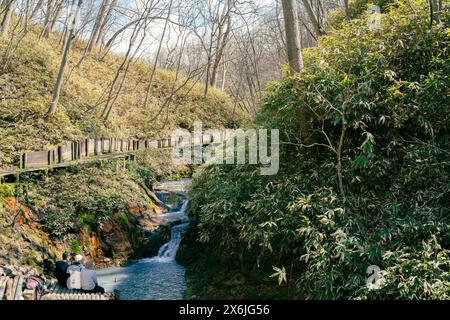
[
  {"x1": 41, "y1": 208, "x2": 76, "y2": 239},
  {"x1": 118, "y1": 212, "x2": 129, "y2": 229},
  {"x1": 0, "y1": 183, "x2": 14, "y2": 199},
  {"x1": 71, "y1": 240, "x2": 82, "y2": 255},
  {"x1": 188, "y1": 1, "x2": 450, "y2": 300},
  {"x1": 79, "y1": 212, "x2": 96, "y2": 227}
]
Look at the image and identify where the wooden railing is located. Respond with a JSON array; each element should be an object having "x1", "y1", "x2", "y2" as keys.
[{"x1": 0, "y1": 135, "x2": 215, "y2": 178}]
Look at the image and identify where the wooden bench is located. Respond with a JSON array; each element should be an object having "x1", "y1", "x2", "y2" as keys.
[{"x1": 40, "y1": 283, "x2": 115, "y2": 301}]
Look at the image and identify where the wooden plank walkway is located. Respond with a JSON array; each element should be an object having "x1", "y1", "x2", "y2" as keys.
[
  {"x1": 0, "y1": 276, "x2": 116, "y2": 300},
  {"x1": 40, "y1": 283, "x2": 115, "y2": 301},
  {"x1": 0, "y1": 135, "x2": 216, "y2": 179},
  {"x1": 0, "y1": 151, "x2": 138, "y2": 178}
]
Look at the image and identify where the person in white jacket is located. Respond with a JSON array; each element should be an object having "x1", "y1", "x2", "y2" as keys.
[
  {"x1": 66, "y1": 255, "x2": 84, "y2": 290},
  {"x1": 81, "y1": 260, "x2": 105, "y2": 294}
]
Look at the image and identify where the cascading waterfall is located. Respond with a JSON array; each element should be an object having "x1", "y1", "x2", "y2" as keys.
[
  {"x1": 97, "y1": 188, "x2": 191, "y2": 300},
  {"x1": 151, "y1": 222, "x2": 190, "y2": 262},
  {"x1": 156, "y1": 201, "x2": 189, "y2": 224},
  {"x1": 140, "y1": 201, "x2": 190, "y2": 264}
]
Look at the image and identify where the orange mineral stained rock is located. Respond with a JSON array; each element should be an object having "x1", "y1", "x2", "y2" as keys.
[{"x1": 4, "y1": 197, "x2": 33, "y2": 225}]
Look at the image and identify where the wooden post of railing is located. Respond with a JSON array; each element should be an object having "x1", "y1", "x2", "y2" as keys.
[
  {"x1": 20, "y1": 153, "x2": 27, "y2": 169},
  {"x1": 77, "y1": 140, "x2": 81, "y2": 160},
  {"x1": 58, "y1": 146, "x2": 63, "y2": 164},
  {"x1": 84, "y1": 139, "x2": 88, "y2": 158},
  {"x1": 101, "y1": 138, "x2": 105, "y2": 154},
  {"x1": 72, "y1": 142, "x2": 76, "y2": 161},
  {"x1": 94, "y1": 139, "x2": 98, "y2": 156}
]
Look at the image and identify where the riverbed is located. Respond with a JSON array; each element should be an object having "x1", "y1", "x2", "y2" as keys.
[{"x1": 97, "y1": 180, "x2": 191, "y2": 300}]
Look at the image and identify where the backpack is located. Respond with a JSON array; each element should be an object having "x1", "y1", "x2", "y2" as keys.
[
  {"x1": 25, "y1": 275, "x2": 45, "y2": 290},
  {"x1": 66, "y1": 265, "x2": 82, "y2": 290}
]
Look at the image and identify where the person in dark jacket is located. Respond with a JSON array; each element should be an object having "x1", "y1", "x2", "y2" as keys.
[{"x1": 55, "y1": 252, "x2": 70, "y2": 287}]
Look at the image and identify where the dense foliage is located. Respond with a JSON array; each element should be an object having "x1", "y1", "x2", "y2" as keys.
[{"x1": 187, "y1": 1, "x2": 450, "y2": 299}]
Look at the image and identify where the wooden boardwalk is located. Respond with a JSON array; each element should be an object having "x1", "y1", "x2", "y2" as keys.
[
  {"x1": 0, "y1": 276, "x2": 116, "y2": 300},
  {"x1": 0, "y1": 152, "x2": 136, "y2": 178},
  {"x1": 0, "y1": 135, "x2": 215, "y2": 179},
  {"x1": 41, "y1": 283, "x2": 115, "y2": 301}
]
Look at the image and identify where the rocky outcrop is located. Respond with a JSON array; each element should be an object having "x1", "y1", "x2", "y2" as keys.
[
  {"x1": 0, "y1": 193, "x2": 174, "y2": 273},
  {"x1": 0, "y1": 196, "x2": 66, "y2": 275}
]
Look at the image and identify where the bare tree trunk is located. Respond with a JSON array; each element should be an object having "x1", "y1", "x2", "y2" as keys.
[
  {"x1": 40, "y1": 0, "x2": 55, "y2": 38},
  {"x1": 1, "y1": 0, "x2": 30, "y2": 72},
  {"x1": 343, "y1": 0, "x2": 350, "y2": 20},
  {"x1": 30, "y1": 0, "x2": 45, "y2": 21},
  {"x1": 86, "y1": 0, "x2": 108, "y2": 54},
  {"x1": 0, "y1": 0, "x2": 15, "y2": 37},
  {"x1": 429, "y1": 0, "x2": 440, "y2": 26},
  {"x1": 101, "y1": 13, "x2": 150, "y2": 121},
  {"x1": 49, "y1": 0, "x2": 65, "y2": 32},
  {"x1": 143, "y1": 0, "x2": 173, "y2": 109},
  {"x1": 19, "y1": 0, "x2": 32, "y2": 34},
  {"x1": 48, "y1": 0, "x2": 82, "y2": 115},
  {"x1": 281, "y1": 0, "x2": 304, "y2": 74},
  {"x1": 302, "y1": 0, "x2": 322, "y2": 36},
  {"x1": 96, "y1": 0, "x2": 117, "y2": 47},
  {"x1": 59, "y1": 7, "x2": 70, "y2": 50},
  {"x1": 281, "y1": 0, "x2": 311, "y2": 140},
  {"x1": 210, "y1": 14, "x2": 231, "y2": 87},
  {"x1": 204, "y1": 33, "x2": 214, "y2": 96},
  {"x1": 221, "y1": 61, "x2": 227, "y2": 91}
]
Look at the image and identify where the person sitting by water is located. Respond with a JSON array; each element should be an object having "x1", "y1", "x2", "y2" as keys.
[
  {"x1": 81, "y1": 260, "x2": 105, "y2": 294},
  {"x1": 66, "y1": 254, "x2": 84, "y2": 290},
  {"x1": 55, "y1": 252, "x2": 70, "y2": 287}
]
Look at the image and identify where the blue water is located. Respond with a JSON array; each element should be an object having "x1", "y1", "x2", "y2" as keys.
[{"x1": 97, "y1": 199, "x2": 190, "y2": 300}]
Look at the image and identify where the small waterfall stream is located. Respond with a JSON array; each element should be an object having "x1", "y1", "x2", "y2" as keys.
[
  {"x1": 97, "y1": 186, "x2": 190, "y2": 300},
  {"x1": 145, "y1": 222, "x2": 190, "y2": 263}
]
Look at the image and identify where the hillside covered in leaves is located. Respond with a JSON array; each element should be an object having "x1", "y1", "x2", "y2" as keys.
[{"x1": 0, "y1": 21, "x2": 246, "y2": 168}]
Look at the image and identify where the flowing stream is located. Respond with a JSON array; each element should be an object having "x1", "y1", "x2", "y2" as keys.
[{"x1": 97, "y1": 184, "x2": 190, "y2": 300}]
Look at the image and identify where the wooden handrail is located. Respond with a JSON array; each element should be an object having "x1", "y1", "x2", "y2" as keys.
[{"x1": 0, "y1": 134, "x2": 216, "y2": 178}]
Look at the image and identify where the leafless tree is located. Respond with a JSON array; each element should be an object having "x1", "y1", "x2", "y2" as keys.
[
  {"x1": 1, "y1": 0, "x2": 16, "y2": 37},
  {"x1": 48, "y1": 0, "x2": 83, "y2": 115},
  {"x1": 281, "y1": 0, "x2": 303, "y2": 74},
  {"x1": 100, "y1": 0, "x2": 161, "y2": 121},
  {"x1": 143, "y1": 0, "x2": 173, "y2": 109}
]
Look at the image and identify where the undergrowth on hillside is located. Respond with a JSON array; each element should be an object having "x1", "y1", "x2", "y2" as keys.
[
  {"x1": 0, "y1": 23, "x2": 247, "y2": 168},
  {"x1": 21, "y1": 148, "x2": 177, "y2": 238}
]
